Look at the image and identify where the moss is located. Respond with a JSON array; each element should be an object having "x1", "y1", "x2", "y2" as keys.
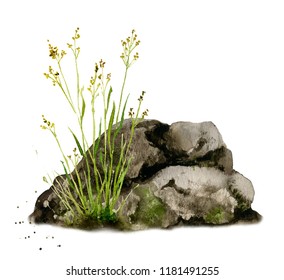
[
  {"x1": 204, "y1": 206, "x2": 232, "y2": 224},
  {"x1": 131, "y1": 186, "x2": 167, "y2": 227},
  {"x1": 228, "y1": 184, "x2": 251, "y2": 212}
]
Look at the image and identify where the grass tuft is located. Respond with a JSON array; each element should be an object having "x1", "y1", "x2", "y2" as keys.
[{"x1": 41, "y1": 28, "x2": 148, "y2": 226}]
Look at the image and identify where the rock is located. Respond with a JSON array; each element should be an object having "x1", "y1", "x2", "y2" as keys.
[
  {"x1": 29, "y1": 175, "x2": 64, "y2": 224},
  {"x1": 162, "y1": 121, "x2": 233, "y2": 174},
  {"x1": 29, "y1": 119, "x2": 261, "y2": 229},
  {"x1": 118, "y1": 166, "x2": 255, "y2": 230},
  {"x1": 165, "y1": 122, "x2": 224, "y2": 158}
]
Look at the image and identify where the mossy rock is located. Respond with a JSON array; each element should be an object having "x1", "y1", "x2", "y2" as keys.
[{"x1": 117, "y1": 183, "x2": 178, "y2": 230}]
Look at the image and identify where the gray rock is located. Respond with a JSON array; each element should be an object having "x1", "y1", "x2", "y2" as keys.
[
  {"x1": 118, "y1": 166, "x2": 255, "y2": 230},
  {"x1": 29, "y1": 119, "x2": 260, "y2": 229},
  {"x1": 163, "y1": 121, "x2": 233, "y2": 174},
  {"x1": 165, "y1": 121, "x2": 224, "y2": 158}
]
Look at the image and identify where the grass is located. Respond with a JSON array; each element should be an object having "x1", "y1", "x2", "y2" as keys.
[{"x1": 41, "y1": 28, "x2": 148, "y2": 226}]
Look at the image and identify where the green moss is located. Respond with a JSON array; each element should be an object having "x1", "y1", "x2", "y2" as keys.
[
  {"x1": 132, "y1": 186, "x2": 167, "y2": 227},
  {"x1": 204, "y1": 207, "x2": 227, "y2": 224}
]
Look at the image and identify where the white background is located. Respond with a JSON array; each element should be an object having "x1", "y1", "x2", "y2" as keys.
[{"x1": 1, "y1": 0, "x2": 283, "y2": 279}]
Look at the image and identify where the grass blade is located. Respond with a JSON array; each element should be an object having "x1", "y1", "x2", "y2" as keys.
[
  {"x1": 60, "y1": 161, "x2": 74, "y2": 190},
  {"x1": 81, "y1": 92, "x2": 86, "y2": 122},
  {"x1": 107, "y1": 86, "x2": 113, "y2": 109},
  {"x1": 69, "y1": 128, "x2": 84, "y2": 156},
  {"x1": 107, "y1": 102, "x2": 116, "y2": 142}
]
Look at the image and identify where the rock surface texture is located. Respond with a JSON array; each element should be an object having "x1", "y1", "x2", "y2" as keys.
[{"x1": 30, "y1": 119, "x2": 261, "y2": 230}]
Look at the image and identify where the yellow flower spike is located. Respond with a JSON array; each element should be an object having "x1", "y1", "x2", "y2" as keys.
[
  {"x1": 128, "y1": 108, "x2": 135, "y2": 118},
  {"x1": 48, "y1": 66, "x2": 53, "y2": 74},
  {"x1": 142, "y1": 109, "x2": 149, "y2": 118},
  {"x1": 90, "y1": 77, "x2": 95, "y2": 85},
  {"x1": 49, "y1": 46, "x2": 58, "y2": 59},
  {"x1": 99, "y1": 59, "x2": 105, "y2": 68},
  {"x1": 61, "y1": 50, "x2": 67, "y2": 58}
]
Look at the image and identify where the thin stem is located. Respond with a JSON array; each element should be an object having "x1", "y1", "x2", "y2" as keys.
[
  {"x1": 57, "y1": 61, "x2": 76, "y2": 114},
  {"x1": 73, "y1": 38, "x2": 80, "y2": 113},
  {"x1": 116, "y1": 61, "x2": 129, "y2": 123},
  {"x1": 51, "y1": 130, "x2": 71, "y2": 173}
]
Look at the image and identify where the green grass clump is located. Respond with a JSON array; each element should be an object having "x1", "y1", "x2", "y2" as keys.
[{"x1": 41, "y1": 28, "x2": 148, "y2": 226}]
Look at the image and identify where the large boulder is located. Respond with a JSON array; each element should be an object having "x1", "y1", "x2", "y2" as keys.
[
  {"x1": 119, "y1": 166, "x2": 255, "y2": 230},
  {"x1": 29, "y1": 119, "x2": 260, "y2": 229}
]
